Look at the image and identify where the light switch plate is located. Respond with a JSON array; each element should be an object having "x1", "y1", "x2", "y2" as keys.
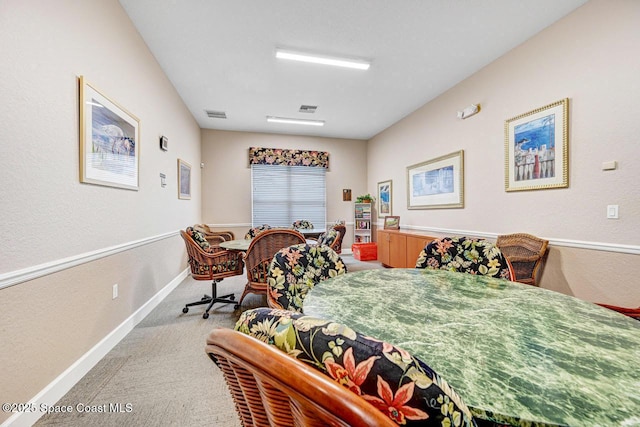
[{"x1": 607, "y1": 205, "x2": 619, "y2": 219}]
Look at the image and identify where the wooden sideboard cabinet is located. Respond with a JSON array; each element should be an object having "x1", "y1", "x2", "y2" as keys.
[{"x1": 377, "y1": 229, "x2": 437, "y2": 268}]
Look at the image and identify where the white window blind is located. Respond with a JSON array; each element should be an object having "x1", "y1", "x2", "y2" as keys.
[{"x1": 251, "y1": 164, "x2": 326, "y2": 228}]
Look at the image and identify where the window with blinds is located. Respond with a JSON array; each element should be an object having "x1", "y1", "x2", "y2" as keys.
[{"x1": 251, "y1": 164, "x2": 326, "y2": 228}]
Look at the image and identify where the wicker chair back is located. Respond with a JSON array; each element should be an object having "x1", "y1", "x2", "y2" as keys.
[{"x1": 496, "y1": 233, "x2": 549, "y2": 286}]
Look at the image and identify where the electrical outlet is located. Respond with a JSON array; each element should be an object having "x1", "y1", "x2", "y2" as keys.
[{"x1": 112, "y1": 284, "x2": 119, "y2": 299}]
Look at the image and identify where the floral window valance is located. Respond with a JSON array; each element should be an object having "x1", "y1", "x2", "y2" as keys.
[{"x1": 249, "y1": 147, "x2": 329, "y2": 168}]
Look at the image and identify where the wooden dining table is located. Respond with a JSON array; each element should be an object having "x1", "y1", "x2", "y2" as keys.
[{"x1": 303, "y1": 268, "x2": 640, "y2": 427}]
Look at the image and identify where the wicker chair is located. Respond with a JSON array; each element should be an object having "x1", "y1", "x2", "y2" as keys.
[
  {"x1": 330, "y1": 223, "x2": 346, "y2": 254},
  {"x1": 180, "y1": 228, "x2": 244, "y2": 318},
  {"x1": 226, "y1": 307, "x2": 477, "y2": 426},
  {"x1": 315, "y1": 228, "x2": 342, "y2": 253},
  {"x1": 416, "y1": 236, "x2": 514, "y2": 280},
  {"x1": 235, "y1": 228, "x2": 305, "y2": 309},
  {"x1": 596, "y1": 303, "x2": 640, "y2": 320},
  {"x1": 206, "y1": 327, "x2": 397, "y2": 427},
  {"x1": 193, "y1": 224, "x2": 235, "y2": 247},
  {"x1": 267, "y1": 243, "x2": 347, "y2": 312},
  {"x1": 496, "y1": 233, "x2": 549, "y2": 286}
]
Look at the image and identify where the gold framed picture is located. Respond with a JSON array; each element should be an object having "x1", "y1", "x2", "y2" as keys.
[{"x1": 505, "y1": 98, "x2": 569, "y2": 192}]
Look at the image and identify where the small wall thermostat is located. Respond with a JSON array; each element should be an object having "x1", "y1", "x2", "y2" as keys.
[{"x1": 160, "y1": 135, "x2": 168, "y2": 151}]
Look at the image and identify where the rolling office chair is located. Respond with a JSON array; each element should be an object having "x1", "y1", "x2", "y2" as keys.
[
  {"x1": 235, "y1": 228, "x2": 305, "y2": 309},
  {"x1": 221, "y1": 307, "x2": 478, "y2": 426},
  {"x1": 180, "y1": 227, "x2": 243, "y2": 318}
]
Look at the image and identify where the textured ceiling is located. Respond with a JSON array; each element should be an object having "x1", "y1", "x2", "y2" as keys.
[{"x1": 119, "y1": 0, "x2": 588, "y2": 140}]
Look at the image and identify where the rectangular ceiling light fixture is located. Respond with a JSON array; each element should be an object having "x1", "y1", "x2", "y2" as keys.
[
  {"x1": 275, "y1": 49, "x2": 370, "y2": 70},
  {"x1": 267, "y1": 116, "x2": 325, "y2": 126}
]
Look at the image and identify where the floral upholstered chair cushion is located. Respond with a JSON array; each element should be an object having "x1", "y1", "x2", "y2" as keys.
[
  {"x1": 235, "y1": 307, "x2": 477, "y2": 427},
  {"x1": 316, "y1": 228, "x2": 339, "y2": 247},
  {"x1": 415, "y1": 236, "x2": 513, "y2": 280},
  {"x1": 186, "y1": 226, "x2": 218, "y2": 253},
  {"x1": 267, "y1": 244, "x2": 347, "y2": 312},
  {"x1": 292, "y1": 220, "x2": 314, "y2": 230},
  {"x1": 244, "y1": 224, "x2": 272, "y2": 239}
]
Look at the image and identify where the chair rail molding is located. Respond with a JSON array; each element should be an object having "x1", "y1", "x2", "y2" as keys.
[
  {"x1": 0, "y1": 230, "x2": 179, "y2": 290},
  {"x1": 383, "y1": 223, "x2": 640, "y2": 255}
]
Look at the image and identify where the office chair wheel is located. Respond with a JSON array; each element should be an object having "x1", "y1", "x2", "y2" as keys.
[
  {"x1": 201, "y1": 295, "x2": 208, "y2": 301},
  {"x1": 203, "y1": 312, "x2": 209, "y2": 319},
  {"x1": 182, "y1": 307, "x2": 188, "y2": 314},
  {"x1": 230, "y1": 295, "x2": 236, "y2": 300},
  {"x1": 234, "y1": 303, "x2": 240, "y2": 310}
]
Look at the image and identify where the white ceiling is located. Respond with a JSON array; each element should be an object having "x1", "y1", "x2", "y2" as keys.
[{"x1": 119, "y1": 0, "x2": 588, "y2": 140}]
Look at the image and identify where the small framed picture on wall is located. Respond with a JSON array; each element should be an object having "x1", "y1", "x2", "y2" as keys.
[
  {"x1": 377, "y1": 180, "x2": 392, "y2": 218},
  {"x1": 383, "y1": 216, "x2": 400, "y2": 230},
  {"x1": 178, "y1": 159, "x2": 191, "y2": 200}
]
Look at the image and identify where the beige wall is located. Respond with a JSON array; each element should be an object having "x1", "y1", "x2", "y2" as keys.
[
  {"x1": 367, "y1": 0, "x2": 640, "y2": 305},
  {"x1": 201, "y1": 130, "x2": 368, "y2": 248},
  {"x1": 2, "y1": 0, "x2": 639, "y2": 423},
  {"x1": 0, "y1": 1, "x2": 199, "y2": 421}
]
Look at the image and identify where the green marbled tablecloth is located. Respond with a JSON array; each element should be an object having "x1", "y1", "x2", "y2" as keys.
[
  {"x1": 219, "y1": 239, "x2": 251, "y2": 251},
  {"x1": 303, "y1": 268, "x2": 640, "y2": 426}
]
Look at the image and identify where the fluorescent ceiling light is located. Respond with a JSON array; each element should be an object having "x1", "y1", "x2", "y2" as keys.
[
  {"x1": 275, "y1": 49, "x2": 370, "y2": 70},
  {"x1": 267, "y1": 116, "x2": 325, "y2": 126}
]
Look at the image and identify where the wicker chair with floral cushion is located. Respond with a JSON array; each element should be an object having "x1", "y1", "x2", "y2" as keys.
[
  {"x1": 416, "y1": 236, "x2": 515, "y2": 281},
  {"x1": 315, "y1": 228, "x2": 342, "y2": 253},
  {"x1": 180, "y1": 227, "x2": 244, "y2": 318},
  {"x1": 496, "y1": 232, "x2": 548, "y2": 286},
  {"x1": 330, "y1": 223, "x2": 346, "y2": 254},
  {"x1": 232, "y1": 307, "x2": 477, "y2": 427},
  {"x1": 235, "y1": 228, "x2": 306, "y2": 309},
  {"x1": 244, "y1": 224, "x2": 273, "y2": 240},
  {"x1": 292, "y1": 219, "x2": 314, "y2": 230},
  {"x1": 267, "y1": 244, "x2": 347, "y2": 312},
  {"x1": 205, "y1": 327, "x2": 397, "y2": 427}
]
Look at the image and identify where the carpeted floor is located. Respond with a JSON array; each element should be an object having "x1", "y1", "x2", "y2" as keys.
[{"x1": 34, "y1": 255, "x2": 382, "y2": 426}]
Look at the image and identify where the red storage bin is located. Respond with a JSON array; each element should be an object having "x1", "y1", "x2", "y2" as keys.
[{"x1": 352, "y1": 242, "x2": 377, "y2": 261}]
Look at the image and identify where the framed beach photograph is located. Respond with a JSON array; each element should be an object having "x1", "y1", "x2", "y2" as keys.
[
  {"x1": 505, "y1": 98, "x2": 568, "y2": 192},
  {"x1": 178, "y1": 159, "x2": 192, "y2": 200},
  {"x1": 407, "y1": 150, "x2": 464, "y2": 209},
  {"x1": 377, "y1": 179, "x2": 392, "y2": 218},
  {"x1": 383, "y1": 216, "x2": 400, "y2": 230},
  {"x1": 79, "y1": 76, "x2": 140, "y2": 190}
]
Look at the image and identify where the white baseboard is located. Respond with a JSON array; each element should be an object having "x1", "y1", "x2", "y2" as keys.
[{"x1": 1, "y1": 268, "x2": 189, "y2": 427}]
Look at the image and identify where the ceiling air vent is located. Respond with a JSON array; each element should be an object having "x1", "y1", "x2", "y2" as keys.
[
  {"x1": 299, "y1": 105, "x2": 317, "y2": 113},
  {"x1": 205, "y1": 110, "x2": 227, "y2": 119}
]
